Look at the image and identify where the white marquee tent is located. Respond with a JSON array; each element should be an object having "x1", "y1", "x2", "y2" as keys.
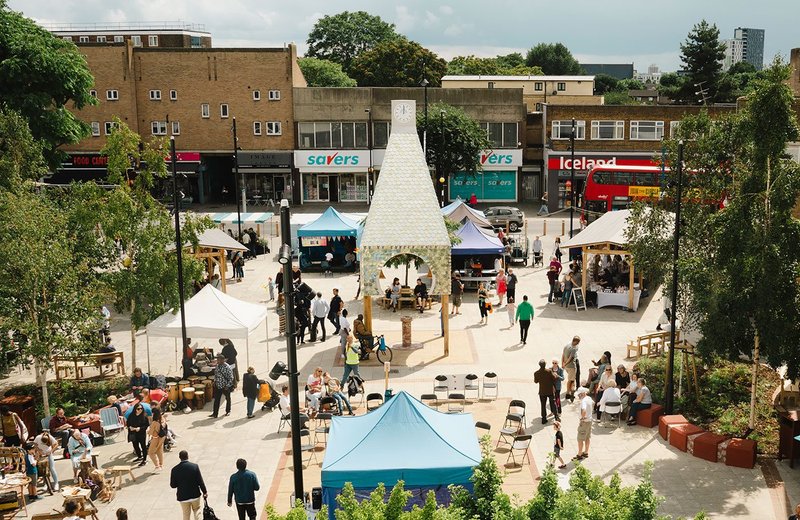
[{"x1": 145, "y1": 284, "x2": 268, "y2": 371}]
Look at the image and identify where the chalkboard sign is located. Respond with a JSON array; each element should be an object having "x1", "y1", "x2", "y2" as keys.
[{"x1": 571, "y1": 287, "x2": 587, "y2": 311}]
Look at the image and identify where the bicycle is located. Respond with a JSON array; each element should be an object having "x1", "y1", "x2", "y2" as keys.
[{"x1": 358, "y1": 334, "x2": 392, "y2": 363}]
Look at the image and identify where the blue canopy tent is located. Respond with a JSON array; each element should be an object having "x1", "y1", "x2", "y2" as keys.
[
  {"x1": 297, "y1": 207, "x2": 359, "y2": 271},
  {"x1": 451, "y1": 220, "x2": 505, "y2": 276},
  {"x1": 321, "y1": 391, "x2": 481, "y2": 516}
]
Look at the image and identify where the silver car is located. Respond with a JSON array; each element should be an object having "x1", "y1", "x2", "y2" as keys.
[{"x1": 483, "y1": 206, "x2": 524, "y2": 232}]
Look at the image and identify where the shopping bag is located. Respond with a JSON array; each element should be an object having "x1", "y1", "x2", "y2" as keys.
[
  {"x1": 203, "y1": 499, "x2": 220, "y2": 520},
  {"x1": 486, "y1": 302, "x2": 493, "y2": 314},
  {"x1": 257, "y1": 383, "x2": 271, "y2": 403}
]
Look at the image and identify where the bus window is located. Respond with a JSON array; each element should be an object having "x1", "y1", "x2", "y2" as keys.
[
  {"x1": 613, "y1": 171, "x2": 634, "y2": 185},
  {"x1": 585, "y1": 200, "x2": 607, "y2": 217},
  {"x1": 593, "y1": 171, "x2": 611, "y2": 184},
  {"x1": 634, "y1": 173, "x2": 657, "y2": 186},
  {"x1": 611, "y1": 197, "x2": 630, "y2": 210}
]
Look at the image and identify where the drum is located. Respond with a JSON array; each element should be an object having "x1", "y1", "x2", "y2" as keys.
[
  {"x1": 188, "y1": 375, "x2": 201, "y2": 385},
  {"x1": 199, "y1": 366, "x2": 213, "y2": 376},
  {"x1": 166, "y1": 382, "x2": 178, "y2": 402},
  {"x1": 194, "y1": 392, "x2": 206, "y2": 409},
  {"x1": 204, "y1": 381, "x2": 213, "y2": 400},
  {"x1": 177, "y1": 380, "x2": 190, "y2": 394},
  {"x1": 182, "y1": 387, "x2": 196, "y2": 401}
]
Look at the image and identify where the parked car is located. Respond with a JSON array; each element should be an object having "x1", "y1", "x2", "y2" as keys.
[{"x1": 483, "y1": 206, "x2": 525, "y2": 232}]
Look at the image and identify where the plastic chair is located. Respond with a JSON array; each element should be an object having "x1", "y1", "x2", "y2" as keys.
[
  {"x1": 447, "y1": 393, "x2": 466, "y2": 413},
  {"x1": 482, "y1": 372, "x2": 498, "y2": 400},
  {"x1": 100, "y1": 407, "x2": 125, "y2": 438},
  {"x1": 601, "y1": 401, "x2": 623, "y2": 427},
  {"x1": 433, "y1": 375, "x2": 449, "y2": 399},
  {"x1": 464, "y1": 374, "x2": 480, "y2": 400},
  {"x1": 366, "y1": 393, "x2": 384, "y2": 411},
  {"x1": 497, "y1": 413, "x2": 524, "y2": 448},
  {"x1": 506, "y1": 434, "x2": 532, "y2": 467},
  {"x1": 41, "y1": 416, "x2": 52, "y2": 432}
]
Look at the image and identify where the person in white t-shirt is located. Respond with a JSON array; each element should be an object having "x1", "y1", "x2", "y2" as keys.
[
  {"x1": 574, "y1": 387, "x2": 593, "y2": 461},
  {"x1": 306, "y1": 367, "x2": 324, "y2": 414},
  {"x1": 278, "y1": 385, "x2": 291, "y2": 416},
  {"x1": 33, "y1": 431, "x2": 60, "y2": 491}
]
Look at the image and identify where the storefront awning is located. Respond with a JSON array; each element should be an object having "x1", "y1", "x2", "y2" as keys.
[{"x1": 202, "y1": 212, "x2": 275, "y2": 224}]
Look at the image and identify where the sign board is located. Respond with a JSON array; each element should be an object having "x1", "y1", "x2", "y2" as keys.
[
  {"x1": 449, "y1": 170, "x2": 516, "y2": 202},
  {"x1": 479, "y1": 149, "x2": 523, "y2": 170},
  {"x1": 294, "y1": 150, "x2": 370, "y2": 172},
  {"x1": 300, "y1": 236, "x2": 327, "y2": 247},
  {"x1": 570, "y1": 287, "x2": 587, "y2": 311},
  {"x1": 238, "y1": 151, "x2": 291, "y2": 168}
]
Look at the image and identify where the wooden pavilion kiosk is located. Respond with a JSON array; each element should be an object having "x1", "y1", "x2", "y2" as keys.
[{"x1": 192, "y1": 228, "x2": 248, "y2": 293}]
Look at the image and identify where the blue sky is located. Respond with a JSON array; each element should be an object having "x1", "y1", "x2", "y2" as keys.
[{"x1": 9, "y1": 0, "x2": 796, "y2": 72}]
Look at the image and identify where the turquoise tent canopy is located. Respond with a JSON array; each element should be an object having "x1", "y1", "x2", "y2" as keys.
[
  {"x1": 201, "y1": 212, "x2": 274, "y2": 224},
  {"x1": 297, "y1": 206, "x2": 360, "y2": 237},
  {"x1": 321, "y1": 391, "x2": 480, "y2": 514}
]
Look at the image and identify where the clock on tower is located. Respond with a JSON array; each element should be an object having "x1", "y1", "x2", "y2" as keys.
[{"x1": 390, "y1": 100, "x2": 416, "y2": 132}]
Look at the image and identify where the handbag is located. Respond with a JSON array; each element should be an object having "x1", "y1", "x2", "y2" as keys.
[
  {"x1": 203, "y1": 499, "x2": 220, "y2": 520},
  {"x1": 486, "y1": 302, "x2": 493, "y2": 314},
  {"x1": 257, "y1": 383, "x2": 271, "y2": 403}
]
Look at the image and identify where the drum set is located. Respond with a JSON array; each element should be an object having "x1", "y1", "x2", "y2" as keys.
[{"x1": 170, "y1": 377, "x2": 215, "y2": 411}]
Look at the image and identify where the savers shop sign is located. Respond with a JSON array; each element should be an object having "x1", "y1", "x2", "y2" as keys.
[
  {"x1": 450, "y1": 171, "x2": 516, "y2": 202},
  {"x1": 294, "y1": 150, "x2": 369, "y2": 170}
]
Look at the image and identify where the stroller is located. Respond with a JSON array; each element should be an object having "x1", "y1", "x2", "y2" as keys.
[
  {"x1": 532, "y1": 249, "x2": 544, "y2": 267},
  {"x1": 260, "y1": 381, "x2": 281, "y2": 412},
  {"x1": 163, "y1": 424, "x2": 178, "y2": 452}
]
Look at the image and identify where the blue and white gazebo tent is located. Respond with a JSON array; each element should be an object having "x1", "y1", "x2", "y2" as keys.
[{"x1": 296, "y1": 206, "x2": 360, "y2": 270}]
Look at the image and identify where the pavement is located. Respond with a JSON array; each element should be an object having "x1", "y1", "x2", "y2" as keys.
[{"x1": 4, "y1": 214, "x2": 789, "y2": 519}]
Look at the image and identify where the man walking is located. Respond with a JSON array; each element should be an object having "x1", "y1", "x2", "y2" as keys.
[
  {"x1": 514, "y1": 295, "x2": 534, "y2": 345},
  {"x1": 561, "y1": 336, "x2": 580, "y2": 402},
  {"x1": 533, "y1": 359, "x2": 558, "y2": 424},
  {"x1": 310, "y1": 292, "x2": 329, "y2": 342},
  {"x1": 538, "y1": 191, "x2": 549, "y2": 216},
  {"x1": 227, "y1": 458, "x2": 260, "y2": 520},
  {"x1": 450, "y1": 272, "x2": 464, "y2": 315},
  {"x1": 210, "y1": 354, "x2": 235, "y2": 418},
  {"x1": 574, "y1": 387, "x2": 593, "y2": 460},
  {"x1": 506, "y1": 268, "x2": 518, "y2": 303},
  {"x1": 338, "y1": 309, "x2": 351, "y2": 352},
  {"x1": 328, "y1": 288, "x2": 343, "y2": 335},
  {"x1": 170, "y1": 450, "x2": 207, "y2": 520},
  {"x1": 341, "y1": 335, "x2": 361, "y2": 383}
]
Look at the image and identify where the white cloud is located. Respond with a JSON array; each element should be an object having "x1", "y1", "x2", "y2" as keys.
[
  {"x1": 393, "y1": 5, "x2": 415, "y2": 33},
  {"x1": 423, "y1": 11, "x2": 439, "y2": 27},
  {"x1": 439, "y1": 5, "x2": 454, "y2": 15}
]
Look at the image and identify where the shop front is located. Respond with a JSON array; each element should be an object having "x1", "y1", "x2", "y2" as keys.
[
  {"x1": 545, "y1": 153, "x2": 658, "y2": 212},
  {"x1": 448, "y1": 149, "x2": 522, "y2": 203},
  {"x1": 48, "y1": 153, "x2": 109, "y2": 184},
  {"x1": 238, "y1": 151, "x2": 293, "y2": 207},
  {"x1": 294, "y1": 150, "x2": 372, "y2": 203},
  {"x1": 155, "y1": 152, "x2": 202, "y2": 204}
]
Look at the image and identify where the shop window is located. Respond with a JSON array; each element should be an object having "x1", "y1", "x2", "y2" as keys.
[
  {"x1": 91, "y1": 122, "x2": 100, "y2": 137},
  {"x1": 201, "y1": 103, "x2": 210, "y2": 118},
  {"x1": 172, "y1": 121, "x2": 181, "y2": 135},
  {"x1": 220, "y1": 104, "x2": 229, "y2": 118},
  {"x1": 298, "y1": 123, "x2": 315, "y2": 148},
  {"x1": 339, "y1": 173, "x2": 369, "y2": 201},
  {"x1": 551, "y1": 120, "x2": 585, "y2": 140},
  {"x1": 151, "y1": 121, "x2": 167, "y2": 135},
  {"x1": 591, "y1": 120, "x2": 624, "y2": 140},
  {"x1": 267, "y1": 121, "x2": 282, "y2": 135},
  {"x1": 106, "y1": 89, "x2": 119, "y2": 101},
  {"x1": 149, "y1": 90, "x2": 161, "y2": 100},
  {"x1": 253, "y1": 121, "x2": 262, "y2": 135},
  {"x1": 148, "y1": 35, "x2": 158, "y2": 47},
  {"x1": 252, "y1": 90, "x2": 261, "y2": 101},
  {"x1": 630, "y1": 121, "x2": 664, "y2": 140},
  {"x1": 373, "y1": 122, "x2": 390, "y2": 148}
]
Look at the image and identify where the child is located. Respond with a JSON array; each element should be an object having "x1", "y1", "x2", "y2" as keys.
[
  {"x1": 24, "y1": 443, "x2": 39, "y2": 501},
  {"x1": 553, "y1": 421, "x2": 566, "y2": 469},
  {"x1": 506, "y1": 297, "x2": 516, "y2": 327},
  {"x1": 267, "y1": 277, "x2": 275, "y2": 301}
]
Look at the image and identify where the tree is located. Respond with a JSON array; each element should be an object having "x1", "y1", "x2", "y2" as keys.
[
  {"x1": 447, "y1": 56, "x2": 500, "y2": 76},
  {"x1": 678, "y1": 20, "x2": 726, "y2": 103},
  {"x1": 618, "y1": 78, "x2": 646, "y2": 91},
  {"x1": 350, "y1": 38, "x2": 447, "y2": 87},
  {"x1": 0, "y1": 1, "x2": 96, "y2": 167},
  {"x1": 297, "y1": 57, "x2": 357, "y2": 87},
  {"x1": 494, "y1": 53, "x2": 526, "y2": 70},
  {"x1": 418, "y1": 102, "x2": 490, "y2": 182},
  {"x1": 525, "y1": 43, "x2": 582, "y2": 75},
  {"x1": 604, "y1": 91, "x2": 639, "y2": 105},
  {"x1": 593, "y1": 74, "x2": 619, "y2": 95},
  {"x1": 0, "y1": 108, "x2": 47, "y2": 191},
  {"x1": 306, "y1": 11, "x2": 399, "y2": 74},
  {"x1": 658, "y1": 72, "x2": 685, "y2": 100}
]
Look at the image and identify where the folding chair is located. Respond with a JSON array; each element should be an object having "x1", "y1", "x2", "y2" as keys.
[
  {"x1": 482, "y1": 372, "x2": 498, "y2": 400},
  {"x1": 319, "y1": 396, "x2": 339, "y2": 416},
  {"x1": 506, "y1": 434, "x2": 532, "y2": 467},
  {"x1": 277, "y1": 413, "x2": 291, "y2": 433},
  {"x1": 41, "y1": 416, "x2": 52, "y2": 432},
  {"x1": 299, "y1": 429, "x2": 318, "y2": 466},
  {"x1": 464, "y1": 374, "x2": 480, "y2": 400},
  {"x1": 366, "y1": 393, "x2": 384, "y2": 411},
  {"x1": 314, "y1": 412, "x2": 332, "y2": 445},
  {"x1": 601, "y1": 401, "x2": 623, "y2": 427},
  {"x1": 475, "y1": 421, "x2": 491, "y2": 436},
  {"x1": 507, "y1": 399, "x2": 527, "y2": 426},
  {"x1": 496, "y1": 413, "x2": 524, "y2": 448},
  {"x1": 447, "y1": 393, "x2": 465, "y2": 413},
  {"x1": 420, "y1": 394, "x2": 439, "y2": 409},
  {"x1": 433, "y1": 375, "x2": 449, "y2": 399},
  {"x1": 100, "y1": 407, "x2": 125, "y2": 439}
]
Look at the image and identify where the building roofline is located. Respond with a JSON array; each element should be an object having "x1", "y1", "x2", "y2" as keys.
[
  {"x1": 442, "y1": 75, "x2": 595, "y2": 81},
  {"x1": 43, "y1": 21, "x2": 208, "y2": 32}
]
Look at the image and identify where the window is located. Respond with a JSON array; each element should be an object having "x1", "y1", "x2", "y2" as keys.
[
  {"x1": 89, "y1": 89, "x2": 97, "y2": 98},
  {"x1": 91, "y1": 122, "x2": 100, "y2": 137},
  {"x1": 106, "y1": 89, "x2": 119, "y2": 101},
  {"x1": 151, "y1": 121, "x2": 167, "y2": 135},
  {"x1": 479, "y1": 122, "x2": 518, "y2": 148},
  {"x1": 252, "y1": 90, "x2": 261, "y2": 101},
  {"x1": 148, "y1": 35, "x2": 158, "y2": 47},
  {"x1": 534, "y1": 82, "x2": 543, "y2": 91},
  {"x1": 591, "y1": 120, "x2": 624, "y2": 140},
  {"x1": 169, "y1": 89, "x2": 177, "y2": 101},
  {"x1": 253, "y1": 121, "x2": 262, "y2": 135},
  {"x1": 62, "y1": 36, "x2": 72, "y2": 41},
  {"x1": 266, "y1": 121, "x2": 282, "y2": 135},
  {"x1": 171, "y1": 121, "x2": 181, "y2": 135},
  {"x1": 614, "y1": 171, "x2": 634, "y2": 185},
  {"x1": 298, "y1": 122, "x2": 368, "y2": 148},
  {"x1": 268, "y1": 90, "x2": 281, "y2": 101},
  {"x1": 78, "y1": 36, "x2": 89, "y2": 43},
  {"x1": 131, "y1": 35, "x2": 142, "y2": 47},
  {"x1": 96, "y1": 36, "x2": 106, "y2": 43},
  {"x1": 190, "y1": 36, "x2": 201, "y2": 48},
  {"x1": 373, "y1": 122, "x2": 390, "y2": 148},
  {"x1": 200, "y1": 103, "x2": 210, "y2": 118},
  {"x1": 634, "y1": 172, "x2": 658, "y2": 186},
  {"x1": 630, "y1": 121, "x2": 664, "y2": 140},
  {"x1": 592, "y1": 171, "x2": 611, "y2": 184},
  {"x1": 557, "y1": 82, "x2": 566, "y2": 91},
  {"x1": 669, "y1": 121, "x2": 680, "y2": 137},
  {"x1": 220, "y1": 104, "x2": 229, "y2": 118},
  {"x1": 487, "y1": 82, "x2": 495, "y2": 89},
  {"x1": 149, "y1": 90, "x2": 161, "y2": 100},
  {"x1": 551, "y1": 120, "x2": 585, "y2": 140},
  {"x1": 534, "y1": 103, "x2": 543, "y2": 112},
  {"x1": 114, "y1": 35, "x2": 124, "y2": 43},
  {"x1": 104, "y1": 121, "x2": 118, "y2": 135}
]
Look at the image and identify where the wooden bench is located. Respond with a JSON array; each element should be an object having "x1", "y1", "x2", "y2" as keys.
[
  {"x1": 53, "y1": 352, "x2": 125, "y2": 381},
  {"x1": 626, "y1": 330, "x2": 681, "y2": 360}
]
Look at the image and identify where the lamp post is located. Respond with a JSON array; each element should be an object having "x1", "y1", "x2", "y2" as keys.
[
  {"x1": 569, "y1": 118, "x2": 576, "y2": 237},
  {"x1": 170, "y1": 137, "x2": 189, "y2": 367},
  {"x1": 421, "y1": 78, "x2": 429, "y2": 157},
  {"x1": 233, "y1": 117, "x2": 242, "y2": 240},
  {"x1": 365, "y1": 108, "x2": 374, "y2": 204},
  {"x1": 664, "y1": 140, "x2": 684, "y2": 415},
  {"x1": 279, "y1": 199, "x2": 303, "y2": 502},
  {"x1": 440, "y1": 109, "x2": 445, "y2": 208}
]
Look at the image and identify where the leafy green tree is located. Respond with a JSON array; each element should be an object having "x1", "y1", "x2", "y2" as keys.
[
  {"x1": 447, "y1": 56, "x2": 500, "y2": 76},
  {"x1": 525, "y1": 43, "x2": 582, "y2": 75},
  {"x1": 306, "y1": 11, "x2": 399, "y2": 74},
  {"x1": 350, "y1": 38, "x2": 447, "y2": 87},
  {"x1": 418, "y1": 102, "x2": 490, "y2": 182},
  {"x1": 0, "y1": 108, "x2": 47, "y2": 191},
  {"x1": 594, "y1": 73, "x2": 619, "y2": 94},
  {"x1": 0, "y1": 1, "x2": 96, "y2": 167},
  {"x1": 494, "y1": 53, "x2": 526, "y2": 70},
  {"x1": 678, "y1": 20, "x2": 726, "y2": 103},
  {"x1": 657, "y1": 72, "x2": 686, "y2": 100},
  {"x1": 618, "y1": 78, "x2": 646, "y2": 91},
  {"x1": 298, "y1": 57, "x2": 357, "y2": 87}
]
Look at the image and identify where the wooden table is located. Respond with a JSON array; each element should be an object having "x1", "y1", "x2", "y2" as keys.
[
  {"x1": 61, "y1": 486, "x2": 99, "y2": 520},
  {"x1": 0, "y1": 474, "x2": 30, "y2": 517}
]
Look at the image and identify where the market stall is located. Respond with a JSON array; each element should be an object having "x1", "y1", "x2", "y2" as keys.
[
  {"x1": 321, "y1": 392, "x2": 480, "y2": 516},
  {"x1": 193, "y1": 228, "x2": 248, "y2": 293},
  {"x1": 441, "y1": 198, "x2": 493, "y2": 229},
  {"x1": 296, "y1": 206, "x2": 360, "y2": 271},
  {"x1": 450, "y1": 220, "x2": 505, "y2": 288}
]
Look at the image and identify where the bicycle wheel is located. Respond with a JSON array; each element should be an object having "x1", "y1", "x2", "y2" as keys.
[{"x1": 376, "y1": 347, "x2": 393, "y2": 363}]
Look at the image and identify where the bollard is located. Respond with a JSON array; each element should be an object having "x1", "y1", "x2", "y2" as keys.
[
  {"x1": 561, "y1": 220, "x2": 565, "y2": 236},
  {"x1": 543, "y1": 220, "x2": 547, "y2": 236}
]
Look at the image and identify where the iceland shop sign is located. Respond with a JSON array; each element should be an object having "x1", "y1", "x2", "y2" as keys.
[{"x1": 294, "y1": 150, "x2": 369, "y2": 171}]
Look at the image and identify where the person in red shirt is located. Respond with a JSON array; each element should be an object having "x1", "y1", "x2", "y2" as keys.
[
  {"x1": 48, "y1": 407, "x2": 72, "y2": 452},
  {"x1": 469, "y1": 193, "x2": 478, "y2": 206}
]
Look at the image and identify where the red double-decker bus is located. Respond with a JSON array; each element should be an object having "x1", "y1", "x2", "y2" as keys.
[{"x1": 582, "y1": 165, "x2": 668, "y2": 221}]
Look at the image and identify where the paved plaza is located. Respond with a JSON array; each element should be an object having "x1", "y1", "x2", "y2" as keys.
[{"x1": 6, "y1": 214, "x2": 794, "y2": 519}]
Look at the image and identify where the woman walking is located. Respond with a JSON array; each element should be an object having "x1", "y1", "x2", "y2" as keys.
[
  {"x1": 495, "y1": 269, "x2": 507, "y2": 306},
  {"x1": 478, "y1": 282, "x2": 489, "y2": 325},
  {"x1": 242, "y1": 367, "x2": 265, "y2": 419},
  {"x1": 554, "y1": 237, "x2": 562, "y2": 262},
  {"x1": 127, "y1": 403, "x2": 149, "y2": 467},
  {"x1": 147, "y1": 408, "x2": 167, "y2": 471}
]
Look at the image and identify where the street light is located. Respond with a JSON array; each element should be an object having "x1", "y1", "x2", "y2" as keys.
[
  {"x1": 420, "y1": 78, "x2": 429, "y2": 157},
  {"x1": 279, "y1": 198, "x2": 303, "y2": 502},
  {"x1": 569, "y1": 118, "x2": 576, "y2": 237},
  {"x1": 664, "y1": 140, "x2": 684, "y2": 415},
  {"x1": 170, "y1": 137, "x2": 189, "y2": 369},
  {"x1": 439, "y1": 109, "x2": 446, "y2": 208},
  {"x1": 365, "y1": 108, "x2": 374, "y2": 204},
  {"x1": 232, "y1": 117, "x2": 242, "y2": 240}
]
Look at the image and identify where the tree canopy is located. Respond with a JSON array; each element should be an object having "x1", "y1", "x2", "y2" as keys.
[
  {"x1": 417, "y1": 102, "x2": 490, "y2": 181},
  {"x1": 525, "y1": 42, "x2": 582, "y2": 75},
  {"x1": 350, "y1": 38, "x2": 447, "y2": 87},
  {"x1": 678, "y1": 20, "x2": 726, "y2": 103},
  {"x1": 297, "y1": 57, "x2": 357, "y2": 87},
  {"x1": 0, "y1": 1, "x2": 96, "y2": 167},
  {"x1": 447, "y1": 54, "x2": 542, "y2": 76},
  {"x1": 0, "y1": 108, "x2": 47, "y2": 191},
  {"x1": 305, "y1": 11, "x2": 399, "y2": 75}
]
